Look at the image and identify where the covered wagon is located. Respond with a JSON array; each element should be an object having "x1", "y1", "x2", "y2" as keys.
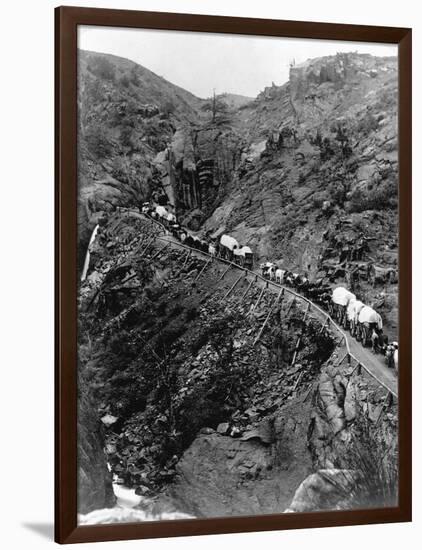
[
  {"x1": 233, "y1": 246, "x2": 254, "y2": 269},
  {"x1": 331, "y1": 287, "x2": 356, "y2": 326},
  {"x1": 219, "y1": 234, "x2": 239, "y2": 261},
  {"x1": 356, "y1": 305, "x2": 383, "y2": 346},
  {"x1": 346, "y1": 299, "x2": 365, "y2": 335}
]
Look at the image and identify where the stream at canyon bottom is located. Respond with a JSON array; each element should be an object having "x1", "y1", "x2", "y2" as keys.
[{"x1": 78, "y1": 475, "x2": 194, "y2": 525}]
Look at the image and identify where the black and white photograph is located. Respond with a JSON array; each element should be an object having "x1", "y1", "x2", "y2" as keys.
[{"x1": 76, "y1": 26, "x2": 399, "y2": 525}]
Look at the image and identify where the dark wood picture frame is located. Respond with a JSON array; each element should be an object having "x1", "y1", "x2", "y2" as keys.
[{"x1": 55, "y1": 6, "x2": 412, "y2": 544}]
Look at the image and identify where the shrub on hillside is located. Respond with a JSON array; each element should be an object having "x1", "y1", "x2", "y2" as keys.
[
  {"x1": 349, "y1": 178, "x2": 397, "y2": 212},
  {"x1": 85, "y1": 123, "x2": 113, "y2": 159},
  {"x1": 120, "y1": 126, "x2": 134, "y2": 149},
  {"x1": 119, "y1": 73, "x2": 131, "y2": 88},
  {"x1": 357, "y1": 112, "x2": 379, "y2": 136}
]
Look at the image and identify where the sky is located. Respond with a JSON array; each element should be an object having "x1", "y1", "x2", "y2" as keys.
[{"x1": 78, "y1": 26, "x2": 397, "y2": 99}]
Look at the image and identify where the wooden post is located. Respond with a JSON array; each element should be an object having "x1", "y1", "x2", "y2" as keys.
[
  {"x1": 224, "y1": 273, "x2": 246, "y2": 299},
  {"x1": 139, "y1": 236, "x2": 155, "y2": 258},
  {"x1": 150, "y1": 242, "x2": 169, "y2": 261},
  {"x1": 241, "y1": 277, "x2": 255, "y2": 302},
  {"x1": 291, "y1": 336, "x2": 302, "y2": 367},
  {"x1": 286, "y1": 297, "x2": 296, "y2": 316},
  {"x1": 174, "y1": 250, "x2": 191, "y2": 278},
  {"x1": 293, "y1": 371, "x2": 304, "y2": 392},
  {"x1": 319, "y1": 316, "x2": 330, "y2": 334},
  {"x1": 348, "y1": 359, "x2": 360, "y2": 378},
  {"x1": 194, "y1": 258, "x2": 212, "y2": 282},
  {"x1": 133, "y1": 234, "x2": 147, "y2": 255},
  {"x1": 253, "y1": 287, "x2": 283, "y2": 345},
  {"x1": 250, "y1": 285, "x2": 266, "y2": 314},
  {"x1": 218, "y1": 264, "x2": 231, "y2": 281},
  {"x1": 302, "y1": 302, "x2": 311, "y2": 322},
  {"x1": 336, "y1": 352, "x2": 348, "y2": 367},
  {"x1": 290, "y1": 302, "x2": 311, "y2": 367}
]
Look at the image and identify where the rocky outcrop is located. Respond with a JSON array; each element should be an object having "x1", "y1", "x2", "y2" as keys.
[
  {"x1": 78, "y1": 374, "x2": 115, "y2": 514},
  {"x1": 77, "y1": 50, "x2": 203, "y2": 258},
  {"x1": 292, "y1": 356, "x2": 399, "y2": 511},
  {"x1": 285, "y1": 468, "x2": 361, "y2": 512},
  {"x1": 164, "y1": 397, "x2": 315, "y2": 518}
]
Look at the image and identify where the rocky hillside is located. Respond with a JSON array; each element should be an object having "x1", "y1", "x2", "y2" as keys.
[
  {"x1": 76, "y1": 50, "x2": 399, "y2": 516},
  {"x1": 199, "y1": 52, "x2": 398, "y2": 337},
  {"x1": 78, "y1": 50, "x2": 398, "y2": 337},
  {"x1": 78, "y1": 373, "x2": 115, "y2": 513},
  {"x1": 78, "y1": 212, "x2": 397, "y2": 516},
  {"x1": 77, "y1": 50, "x2": 203, "y2": 267}
]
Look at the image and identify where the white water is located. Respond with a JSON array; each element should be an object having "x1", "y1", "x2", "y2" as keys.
[
  {"x1": 78, "y1": 479, "x2": 194, "y2": 525},
  {"x1": 81, "y1": 224, "x2": 99, "y2": 282}
]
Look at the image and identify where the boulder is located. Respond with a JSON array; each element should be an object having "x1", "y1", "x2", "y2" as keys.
[
  {"x1": 217, "y1": 422, "x2": 230, "y2": 435},
  {"x1": 285, "y1": 469, "x2": 361, "y2": 512}
]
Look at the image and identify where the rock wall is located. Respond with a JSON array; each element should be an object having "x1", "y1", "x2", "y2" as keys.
[{"x1": 78, "y1": 374, "x2": 115, "y2": 514}]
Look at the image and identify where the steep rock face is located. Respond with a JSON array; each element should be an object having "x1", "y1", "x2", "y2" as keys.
[
  {"x1": 164, "y1": 398, "x2": 314, "y2": 517},
  {"x1": 78, "y1": 374, "x2": 115, "y2": 514},
  {"x1": 308, "y1": 360, "x2": 398, "y2": 472},
  {"x1": 285, "y1": 469, "x2": 361, "y2": 513},
  {"x1": 199, "y1": 53, "x2": 398, "y2": 337},
  {"x1": 77, "y1": 50, "x2": 203, "y2": 264},
  {"x1": 299, "y1": 357, "x2": 398, "y2": 510},
  {"x1": 169, "y1": 124, "x2": 247, "y2": 228}
]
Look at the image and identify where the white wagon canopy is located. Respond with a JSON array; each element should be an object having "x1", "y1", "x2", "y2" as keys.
[{"x1": 332, "y1": 287, "x2": 356, "y2": 306}]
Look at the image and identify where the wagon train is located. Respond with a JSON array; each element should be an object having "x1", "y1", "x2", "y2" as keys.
[{"x1": 140, "y1": 202, "x2": 396, "y2": 373}]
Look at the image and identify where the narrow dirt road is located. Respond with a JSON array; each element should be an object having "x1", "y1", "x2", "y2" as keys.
[{"x1": 131, "y1": 211, "x2": 398, "y2": 397}]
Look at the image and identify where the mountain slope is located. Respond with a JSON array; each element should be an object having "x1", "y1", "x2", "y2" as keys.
[
  {"x1": 77, "y1": 50, "x2": 398, "y2": 336},
  {"x1": 76, "y1": 51, "x2": 399, "y2": 516},
  {"x1": 77, "y1": 50, "x2": 203, "y2": 265},
  {"x1": 187, "y1": 53, "x2": 399, "y2": 336}
]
